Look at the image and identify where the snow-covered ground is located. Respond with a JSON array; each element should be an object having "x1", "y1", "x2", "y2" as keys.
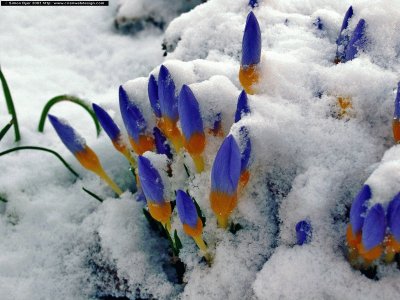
[{"x1": 1, "y1": 0, "x2": 400, "y2": 299}]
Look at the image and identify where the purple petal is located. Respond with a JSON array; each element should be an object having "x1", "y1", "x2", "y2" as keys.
[
  {"x1": 235, "y1": 90, "x2": 250, "y2": 123},
  {"x1": 137, "y1": 156, "x2": 164, "y2": 204},
  {"x1": 344, "y1": 19, "x2": 367, "y2": 62},
  {"x1": 158, "y1": 65, "x2": 179, "y2": 121},
  {"x1": 296, "y1": 220, "x2": 312, "y2": 245},
  {"x1": 211, "y1": 135, "x2": 241, "y2": 194},
  {"x1": 176, "y1": 190, "x2": 198, "y2": 227},
  {"x1": 48, "y1": 114, "x2": 85, "y2": 154},
  {"x1": 361, "y1": 203, "x2": 386, "y2": 250},
  {"x1": 148, "y1": 74, "x2": 161, "y2": 118},
  {"x1": 119, "y1": 85, "x2": 147, "y2": 142},
  {"x1": 92, "y1": 103, "x2": 121, "y2": 141},
  {"x1": 241, "y1": 12, "x2": 261, "y2": 66},
  {"x1": 178, "y1": 84, "x2": 204, "y2": 140},
  {"x1": 349, "y1": 184, "x2": 371, "y2": 235}
]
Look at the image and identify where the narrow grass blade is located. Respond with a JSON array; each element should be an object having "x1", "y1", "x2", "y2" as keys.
[
  {"x1": 0, "y1": 146, "x2": 80, "y2": 177},
  {"x1": 0, "y1": 68, "x2": 20, "y2": 141},
  {"x1": 82, "y1": 187, "x2": 104, "y2": 202},
  {"x1": 38, "y1": 95, "x2": 101, "y2": 136},
  {"x1": 174, "y1": 230, "x2": 183, "y2": 251},
  {"x1": 0, "y1": 119, "x2": 13, "y2": 141}
]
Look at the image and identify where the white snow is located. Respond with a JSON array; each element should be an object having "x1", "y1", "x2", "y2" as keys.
[{"x1": 1, "y1": 0, "x2": 400, "y2": 299}]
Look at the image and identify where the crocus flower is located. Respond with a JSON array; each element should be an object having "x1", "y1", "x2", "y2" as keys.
[
  {"x1": 153, "y1": 127, "x2": 173, "y2": 159},
  {"x1": 235, "y1": 90, "x2": 250, "y2": 123},
  {"x1": 210, "y1": 135, "x2": 241, "y2": 228},
  {"x1": 387, "y1": 193, "x2": 400, "y2": 238},
  {"x1": 344, "y1": 19, "x2": 367, "y2": 62},
  {"x1": 138, "y1": 156, "x2": 172, "y2": 230},
  {"x1": 239, "y1": 12, "x2": 261, "y2": 95},
  {"x1": 178, "y1": 85, "x2": 206, "y2": 172},
  {"x1": 92, "y1": 103, "x2": 135, "y2": 166},
  {"x1": 238, "y1": 126, "x2": 252, "y2": 190},
  {"x1": 335, "y1": 6, "x2": 353, "y2": 63},
  {"x1": 337, "y1": 96, "x2": 353, "y2": 119},
  {"x1": 157, "y1": 65, "x2": 184, "y2": 151},
  {"x1": 48, "y1": 114, "x2": 122, "y2": 195},
  {"x1": 346, "y1": 184, "x2": 371, "y2": 252},
  {"x1": 209, "y1": 113, "x2": 224, "y2": 137},
  {"x1": 176, "y1": 190, "x2": 209, "y2": 256},
  {"x1": 385, "y1": 193, "x2": 400, "y2": 261},
  {"x1": 248, "y1": 0, "x2": 258, "y2": 8},
  {"x1": 392, "y1": 83, "x2": 400, "y2": 143},
  {"x1": 359, "y1": 203, "x2": 386, "y2": 262},
  {"x1": 296, "y1": 220, "x2": 312, "y2": 245},
  {"x1": 349, "y1": 185, "x2": 371, "y2": 235},
  {"x1": 148, "y1": 74, "x2": 161, "y2": 118},
  {"x1": 313, "y1": 17, "x2": 323, "y2": 31},
  {"x1": 119, "y1": 85, "x2": 155, "y2": 155}
]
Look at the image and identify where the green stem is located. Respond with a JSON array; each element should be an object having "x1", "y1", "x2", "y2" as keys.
[
  {"x1": 82, "y1": 187, "x2": 104, "y2": 202},
  {"x1": 0, "y1": 67, "x2": 20, "y2": 142},
  {"x1": 0, "y1": 146, "x2": 79, "y2": 177},
  {"x1": 0, "y1": 119, "x2": 13, "y2": 141},
  {"x1": 37, "y1": 95, "x2": 101, "y2": 136}
]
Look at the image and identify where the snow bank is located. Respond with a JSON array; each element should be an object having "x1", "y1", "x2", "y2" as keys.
[
  {"x1": 1, "y1": 0, "x2": 400, "y2": 299},
  {"x1": 115, "y1": 0, "x2": 206, "y2": 33}
]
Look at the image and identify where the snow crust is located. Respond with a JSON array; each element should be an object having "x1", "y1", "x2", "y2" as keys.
[
  {"x1": 1, "y1": 0, "x2": 400, "y2": 299},
  {"x1": 115, "y1": 0, "x2": 205, "y2": 32}
]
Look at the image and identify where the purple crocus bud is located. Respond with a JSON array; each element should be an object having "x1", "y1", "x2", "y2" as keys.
[
  {"x1": 336, "y1": 6, "x2": 354, "y2": 62},
  {"x1": 211, "y1": 135, "x2": 241, "y2": 195},
  {"x1": 241, "y1": 12, "x2": 261, "y2": 67},
  {"x1": 158, "y1": 65, "x2": 179, "y2": 121},
  {"x1": 153, "y1": 127, "x2": 172, "y2": 159},
  {"x1": 248, "y1": 0, "x2": 258, "y2": 8},
  {"x1": 92, "y1": 103, "x2": 121, "y2": 142},
  {"x1": 137, "y1": 156, "x2": 164, "y2": 204},
  {"x1": 394, "y1": 82, "x2": 400, "y2": 119},
  {"x1": 361, "y1": 203, "x2": 386, "y2": 250},
  {"x1": 119, "y1": 85, "x2": 147, "y2": 142},
  {"x1": 48, "y1": 115, "x2": 85, "y2": 154},
  {"x1": 344, "y1": 19, "x2": 367, "y2": 62},
  {"x1": 178, "y1": 85, "x2": 204, "y2": 141},
  {"x1": 176, "y1": 190, "x2": 198, "y2": 227},
  {"x1": 339, "y1": 6, "x2": 354, "y2": 34},
  {"x1": 387, "y1": 192, "x2": 400, "y2": 241},
  {"x1": 296, "y1": 220, "x2": 312, "y2": 245},
  {"x1": 148, "y1": 74, "x2": 161, "y2": 118},
  {"x1": 313, "y1": 17, "x2": 323, "y2": 31},
  {"x1": 349, "y1": 184, "x2": 371, "y2": 235},
  {"x1": 235, "y1": 90, "x2": 250, "y2": 123}
]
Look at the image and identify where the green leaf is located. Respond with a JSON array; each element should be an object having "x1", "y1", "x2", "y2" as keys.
[
  {"x1": 37, "y1": 95, "x2": 101, "y2": 136},
  {"x1": 0, "y1": 195, "x2": 7, "y2": 203},
  {"x1": 82, "y1": 187, "x2": 104, "y2": 202},
  {"x1": 0, "y1": 119, "x2": 13, "y2": 141},
  {"x1": 183, "y1": 163, "x2": 190, "y2": 177},
  {"x1": 193, "y1": 197, "x2": 206, "y2": 226},
  {"x1": 0, "y1": 146, "x2": 79, "y2": 177},
  {"x1": 170, "y1": 200, "x2": 176, "y2": 212},
  {"x1": 0, "y1": 67, "x2": 20, "y2": 141},
  {"x1": 174, "y1": 230, "x2": 183, "y2": 250}
]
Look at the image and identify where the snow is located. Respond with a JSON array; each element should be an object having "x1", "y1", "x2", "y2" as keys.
[{"x1": 1, "y1": 0, "x2": 400, "y2": 299}]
